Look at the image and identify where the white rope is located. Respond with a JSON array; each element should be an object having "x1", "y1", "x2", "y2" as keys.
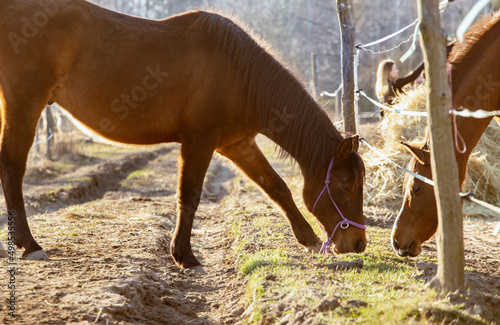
[
  {"x1": 362, "y1": 138, "x2": 500, "y2": 216},
  {"x1": 357, "y1": 0, "x2": 448, "y2": 51},
  {"x1": 399, "y1": 20, "x2": 421, "y2": 63},
  {"x1": 400, "y1": 0, "x2": 448, "y2": 62},
  {"x1": 320, "y1": 83, "x2": 343, "y2": 97},
  {"x1": 451, "y1": 108, "x2": 500, "y2": 118},
  {"x1": 461, "y1": 193, "x2": 500, "y2": 215},
  {"x1": 33, "y1": 128, "x2": 54, "y2": 147},
  {"x1": 360, "y1": 139, "x2": 435, "y2": 186},
  {"x1": 357, "y1": 90, "x2": 428, "y2": 117},
  {"x1": 358, "y1": 18, "x2": 418, "y2": 49},
  {"x1": 320, "y1": 91, "x2": 336, "y2": 98},
  {"x1": 358, "y1": 34, "x2": 416, "y2": 55},
  {"x1": 494, "y1": 222, "x2": 500, "y2": 236},
  {"x1": 354, "y1": 49, "x2": 360, "y2": 132},
  {"x1": 439, "y1": 0, "x2": 451, "y2": 13},
  {"x1": 457, "y1": 0, "x2": 491, "y2": 42},
  {"x1": 358, "y1": 89, "x2": 500, "y2": 119}
]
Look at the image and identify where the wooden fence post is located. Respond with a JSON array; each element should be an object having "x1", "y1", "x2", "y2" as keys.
[
  {"x1": 335, "y1": 88, "x2": 341, "y2": 117},
  {"x1": 336, "y1": 0, "x2": 357, "y2": 134},
  {"x1": 418, "y1": 0, "x2": 465, "y2": 292},
  {"x1": 45, "y1": 106, "x2": 54, "y2": 160}
]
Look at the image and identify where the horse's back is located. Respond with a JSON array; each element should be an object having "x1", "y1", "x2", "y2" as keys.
[{"x1": 0, "y1": 1, "x2": 248, "y2": 145}]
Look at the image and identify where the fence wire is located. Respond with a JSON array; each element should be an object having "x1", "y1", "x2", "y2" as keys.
[{"x1": 360, "y1": 138, "x2": 500, "y2": 219}]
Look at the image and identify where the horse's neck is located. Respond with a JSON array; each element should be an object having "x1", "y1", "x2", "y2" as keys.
[
  {"x1": 449, "y1": 32, "x2": 500, "y2": 184},
  {"x1": 454, "y1": 116, "x2": 493, "y2": 185},
  {"x1": 451, "y1": 55, "x2": 500, "y2": 185},
  {"x1": 258, "y1": 102, "x2": 339, "y2": 179}
]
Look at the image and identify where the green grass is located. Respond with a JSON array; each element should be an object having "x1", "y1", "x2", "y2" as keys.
[
  {"x1": 224, "y1": 141, "x2": 496, "y2": 324},
  {"x1": 239, "y1": 249, "x2": 289, "y2": 277},
  {"x1": 231, "y1": 223, "x2": 492, "y2": 324},
  {"x1": 67, "y1": 176, "x2": 92, "y2": 184},
  {"x1": 121, "y1": 168, "x2": 154, "y2": 187},
  {"x1": 50, "y1": 160, "x2": 76, "y2": 173}
]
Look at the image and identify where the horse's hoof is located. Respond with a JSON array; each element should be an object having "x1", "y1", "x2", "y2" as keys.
[
  {"x1": 0, "y1": 242, "x2": 8, "y2": 258},
  {"x1": 23, "y1": 250, "x2": 49, "y2": 261}
]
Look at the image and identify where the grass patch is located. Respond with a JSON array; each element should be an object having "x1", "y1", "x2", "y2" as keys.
[
  {"x1": 67, "y1": 176, "x2": 93, "y2": 185},
  {"x1": 240, "y1": 249, "x2": 289, "y2": 277},
  {"x1": 226, "y1": 140, "x2": 496, "y2": 324},
  {"x1": 233, "y1": 220, "x2": 494, "y2": 324},
  {"x1": 121, "y1": 168, "x2": 154, "y2": 187},
  {"x1": 193, "y1": 137, "x2": 499, "y2": 324}
]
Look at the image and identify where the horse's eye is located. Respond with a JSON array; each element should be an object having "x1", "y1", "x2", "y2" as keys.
[
  {"x1": 413, "y1": 185, "x2": 422, "y2": 194},
  {"x1": 340, "y1": 175, "x2": 352, "y2": 184}
]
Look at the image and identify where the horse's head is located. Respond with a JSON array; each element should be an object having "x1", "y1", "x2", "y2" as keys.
[
  {"x1": 303, "y1": 135, "x2": 366, "y2": 254},
  {"x1": 391, "y1": 143, "x2": 436, "y2": 257}
]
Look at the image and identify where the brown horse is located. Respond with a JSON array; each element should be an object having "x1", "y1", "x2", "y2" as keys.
[
  {"x1": 0, "y1": 0, "x2": 366, "y2": 268},
  {"x1": 392, "y1": 12, "x2": 500, "y2": 257}
]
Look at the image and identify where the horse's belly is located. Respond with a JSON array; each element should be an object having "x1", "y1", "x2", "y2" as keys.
[{"x1": 53, "y1": 89, "x2": 181, "y2": 145}]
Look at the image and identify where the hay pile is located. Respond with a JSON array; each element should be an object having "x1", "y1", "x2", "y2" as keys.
[{"x1": 362, "y1": 87, "x2": 500, "y2": 219}]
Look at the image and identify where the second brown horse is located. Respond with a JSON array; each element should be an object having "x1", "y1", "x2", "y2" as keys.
[{"x1": 392, "y1": 12, "x2": 500, "y2": 257}]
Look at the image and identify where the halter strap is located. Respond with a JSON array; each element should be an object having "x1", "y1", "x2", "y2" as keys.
[
  {"x1": 447, "y1": 64, "x2": 467, "y2": 154},
  {"x1": 312, "y1": 156, "x2": 366, "y2": 254}
]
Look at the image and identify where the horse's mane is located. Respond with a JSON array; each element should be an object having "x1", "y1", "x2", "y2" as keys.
[
  {"x1": 449, "y1": 11, "x2": 500, "y2": 68},
  {"x1": 196, "y1": 11, "x2": 350, "y2": 177},
  {"x1": 419, "y1": 12, "x2": 500, "y2": 150}
]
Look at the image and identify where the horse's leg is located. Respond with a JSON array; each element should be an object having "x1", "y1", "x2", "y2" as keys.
[
  {"x1": 170, "y1": 134, "x2": 218, "y2": 268},
  {"x1": 218, "y1": 137, "x2": 322, "y2": 251},
  {"x1": 0, "y1": 96, "x2": 48, "y2": 260}
]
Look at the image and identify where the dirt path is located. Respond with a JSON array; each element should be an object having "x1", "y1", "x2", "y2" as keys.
[
  {"x1": 0, "y1": 145, "x2": 251, "y2": 324},
  {"x1": 0, "y1": 143, "x2": 498, "y2": 324}
]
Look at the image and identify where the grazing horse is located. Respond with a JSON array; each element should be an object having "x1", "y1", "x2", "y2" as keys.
[
  {"x1": 392, "y1": 12, "x2": 500, "y2": 257},
  {"x1": 0, "y1": 0, "x2": 366, "y2": 268}
]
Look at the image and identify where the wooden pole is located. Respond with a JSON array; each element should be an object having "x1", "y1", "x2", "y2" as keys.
[
  {"x1": 310, "y1": 52, "x2": 319, "y2": 100},
  {"x1": 336, "y1": 0, "x2": 357, "y2": 134},
  {"x1": 418, "y1": 0, "x2": 465, "y2": 292},
  {"x1": 335, "y1": 89, "x2": 341, "y2": 117},
  {"x1": 44, "y1": 106, "x2": 54, "y2": 161}
]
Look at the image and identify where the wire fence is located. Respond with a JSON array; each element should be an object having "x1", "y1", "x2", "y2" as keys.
[
  {"x1": 325, "y1": 0, "x2": 500, "y2": 230},
  {"x1": 360, "y1": 138, "x2": 500, "y2": 220}
]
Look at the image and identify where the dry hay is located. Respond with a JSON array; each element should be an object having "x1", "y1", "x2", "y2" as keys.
[{"x1": 362, "y1": 86, "x2": 500, "y2": 219}]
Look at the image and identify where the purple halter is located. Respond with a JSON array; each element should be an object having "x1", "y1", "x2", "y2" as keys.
[{"x1": 312, "y1": 155, "x2": 366, "y2": 254}]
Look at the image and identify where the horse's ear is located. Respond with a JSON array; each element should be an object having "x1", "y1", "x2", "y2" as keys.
[
  {"x1": 337, "y1": 135, "x2": 359, "y2": 160},
  {"x1": 400, "y1": 142, "x2": 430, "y2": 165},
  {"x1": 352, "y1": 135, "x2": 360, "y2": 152}
]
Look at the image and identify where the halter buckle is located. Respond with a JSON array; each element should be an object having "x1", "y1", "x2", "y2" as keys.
[{"x1": 340, "y1": 221, "x2": 349, "y2": 229}]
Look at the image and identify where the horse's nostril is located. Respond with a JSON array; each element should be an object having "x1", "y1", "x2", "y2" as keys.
[
  {"x1": 355, "y1": 240, "x2": 366, "y2": 253},
  {"x1": 408, "y1": 240, "x2": 415, "y2": 252},
  {"x1": 392, "y1": 237, "x2": 400, "y2": 250}
]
